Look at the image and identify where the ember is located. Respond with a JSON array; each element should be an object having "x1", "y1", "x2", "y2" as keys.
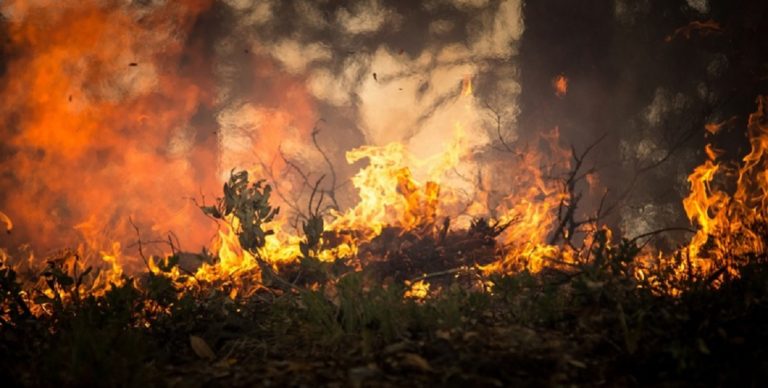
[{"x1": 553, "y1": 74, "x2": 568, "y2": 97}]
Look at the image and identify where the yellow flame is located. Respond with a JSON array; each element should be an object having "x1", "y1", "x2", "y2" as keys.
[
  {"x1": 404, "y1": 279, "x2": 430, "y2": 299},
  {"x1": 680, "y1": 96, "x2": 768, "y2": 281},
  {"x1": 462, "y1": 75, "x2": 473, "y2": 97}
]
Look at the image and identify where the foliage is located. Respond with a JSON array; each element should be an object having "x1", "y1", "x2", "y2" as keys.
[{"x1": 201, "y1": 170, "x2": 279, "y2": 253}]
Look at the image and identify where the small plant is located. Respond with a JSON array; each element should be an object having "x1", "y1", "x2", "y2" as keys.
[
  {"x1": 201, "y1": 170, "x2": 297, "y2": 289},
  {"x1": 201, "y1": 170, "x2": 280, "y2": 253},
  {"x1": 299, "y1": 179, "x2": 325, "y2": 260}
]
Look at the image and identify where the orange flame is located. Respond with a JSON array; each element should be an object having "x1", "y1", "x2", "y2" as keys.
[
  {"x1": 553, "y1": 74, "x2": 568, "y2": 98},
  {"x1": 681, "y1": 96, "x2": 768, "y2": 280},
  {"x1": 3, "y1": 2, "x2": 767, "y2": 305},
  {"x1": 0, "y1": 0, "x2": 219, "y2": 268},
  {"x1": 0, "y1": 212, "x2": 12, "y2": 234},
  {"x1": 404, "y1": 279, "x2": 430, "y2": 299}
]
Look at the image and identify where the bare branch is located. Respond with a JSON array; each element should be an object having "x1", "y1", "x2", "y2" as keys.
[
  {"x1": 128, "y1": 217, "x2": 152, "y2": 273},
  {"x1": 311, "y1": 121, "x2": 341, "y2": 211},
  {"x1": 483, "y1": 100, "x2": 514, "y2": 152},
  {"x1": 548, "y1": 135, "x2": 607, "y2": 246}
]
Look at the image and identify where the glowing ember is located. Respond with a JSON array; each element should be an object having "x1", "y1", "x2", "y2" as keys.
[
  {"x1": 404, "y1": 279, "x2": 430, "y2": 299},
  {"x1": 665, "y1": 20, "x2": 721, "y2": 42},
  {"x1": 553, "y1": 74, "x2": 568, "y2": 97}
]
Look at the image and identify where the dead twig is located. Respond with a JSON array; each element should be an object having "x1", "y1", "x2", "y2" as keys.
[
  {"x1": 408, "y1": 266, "x2": 472, "y2": 283},
  {"x1": 548, "y1": 134, "x2": 606, "y2": 246},
  {"x1": 483, "y1": 100, "x2": 515, "y2": 152},
  {"x1": 311, "y1": 121, "x2": 340, "y2": 211},
  {"x1": 129, "y1": 217, "x2": 152, "y2": 273}
]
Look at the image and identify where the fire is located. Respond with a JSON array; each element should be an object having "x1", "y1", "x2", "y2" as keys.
[
  {"x1": 404, "y1": 279, "x2": 430, "y2": 299},
  {"x1": 678, "y1": 96, "x2": 768, "y2": 282},
  {"x1": 328, "y1": 142, "x2": 452, "y2": 239},
  {"x1": 704, "y1": 143, "x2": 725, "y2": 160},
  {"x1": 96, "y1": 242, "x2": 127, "y2": 289},
  {"x1": 0, "y1": 212, "x2": 11, "y2": 234},
  {"x1": 483, "y1": 127, "x2": 572, "y2": 273},
  {"x1": 462, "y1": 75, "x2": 474, "y2": 97},
  {"x1": 152, "y1": 93, "x2": 768, "y2": 298},
  {"x1": 1, "y1": 1, "x2": 767, "y2": 309},
  {"x1": 200, "y1": 74, "x2": 486, "y2": 289},
  {"x1": 553, "y1": 74, "x2": 568, "y2": 97},
  {"x1": 0, "y1": 0, "x2": 219, "y2": 263},
  {"x1": 205, "y1": 221, "x2": 261, "y2": 278},
  {"x1": 705, "y1": 122, "x2": 724, "y2": 135}
]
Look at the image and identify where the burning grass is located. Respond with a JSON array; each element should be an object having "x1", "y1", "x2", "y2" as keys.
[
  {"x1": 2, "y1": 97, "x2": 768, "y2": 385},
  {"x1": 1, "y1": 242, "x2": 767, "y2": 386}
]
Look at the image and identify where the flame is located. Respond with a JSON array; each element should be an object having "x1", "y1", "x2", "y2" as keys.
[
  {"x1": 167, "y1": 79, "x2": 574, "y2": 291},
  {"x1": 704, "y1": 143, "x2": 725, "y2": 161},
  {"x1": 0, "y1": 0, "x2": 219, "y2": 264},
  {"x1": 404, "y1": 279, "x2": 430, "y2": 299},
  {"x1": 329, "y1": 143, "x2": 449, "y2": 238},
  {"x1": 326, "y1": 115, "x2": 471, "y2": 237},
  {"x1": 705, "y1": 116, "x2": 738, "y2": 135},
  {"x1": 2, "y1": 1, "x2": 768, "y2": 307},
  {"x1": 95, "y1": 242, "x2": 127, "y2": 290},
  {"x1": 681, "y1": 96, "x2": 768, "y2": 281},
  {"x1": 7, "y1": 89, "x2": 768, "y2": 306},
  {"x1": 486, "y1": 127, "x2": 571, "y2": 273},
  {"x1": 553, "y1": 74, "x2": 568, "y2": 97},
  {"x1": 705, "y1": 122, "x2": 724, "y2": 135},
  {"x1": 461, "y1": 75, "x2": 474, "y2": 97},
  {"x1": 0, "y1": 212, "x2": 12, "y2": 234},
  {"x1": 203, "y1": 93, "x2": 768, "y2": 296}
]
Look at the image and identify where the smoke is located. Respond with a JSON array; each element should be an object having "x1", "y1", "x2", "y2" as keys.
[
  {"x1": 4, "y1": 0, "x2": 759, "y2": 263},
  {"x1": 212, "y1": 0, "x2": 526, "y2": 212},
  {"x1": 0, "y1": 0, "x2": 219, "y2": 263},
  {"x1": 0, "y1": 0, "x2": 527, "y2": 260}
]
